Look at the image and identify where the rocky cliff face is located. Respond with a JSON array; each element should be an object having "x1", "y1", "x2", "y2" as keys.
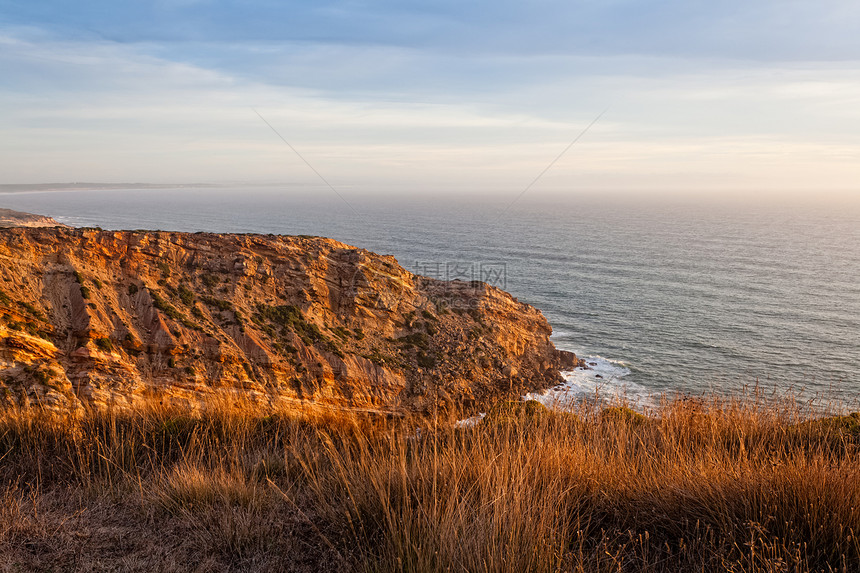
[{"x1": 0, "y1": 227, "x2": 577, "y2": 414}]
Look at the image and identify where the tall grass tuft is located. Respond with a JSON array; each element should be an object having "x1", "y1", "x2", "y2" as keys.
[{"x1": 0, "y1": 392, "x2": 858, "y2": 571}]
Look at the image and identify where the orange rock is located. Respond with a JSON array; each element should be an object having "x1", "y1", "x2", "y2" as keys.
[{"x1": 0, "y1": 227, "x2": 568, "y2": 414}]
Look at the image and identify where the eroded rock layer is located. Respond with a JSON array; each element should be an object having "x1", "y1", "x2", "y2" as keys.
[{"x1": 0, "y1": 227, "x2": 577, "y2": 414}]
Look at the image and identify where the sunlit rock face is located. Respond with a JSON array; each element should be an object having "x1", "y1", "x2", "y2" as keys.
[{"x1": 0, "y1": 227, "x2": 575, "y2": 414}]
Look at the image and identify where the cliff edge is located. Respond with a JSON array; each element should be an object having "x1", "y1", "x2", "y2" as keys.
[
  {"x1": 0, "y1": 208, "x2": 66, "y2": 229},
  {"x1": 0, "y1": 227, "x2": 578, "y2": 414}
]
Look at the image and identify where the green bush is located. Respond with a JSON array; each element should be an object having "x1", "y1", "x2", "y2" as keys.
[
  {"x1": 399, "y1": 332, "x2": 429, "y2": 350},
  {"x1": 601, "y1": 406, "x2": 650, "y2": 426},
  {"x1": 331, "y1": 326, "x2": 351, "y2": 340},
  {"x1": 201, "y1": 295, "x2": 232, "y2": 312},
  {"x1": 16, "y1": 301, "x2": 44, "y2": 320},
  {"x1": 483, "y1": 399, "x2": 551, "y2": 425},
  {"x1": 793, "y1": 412, "x2": 860, "y2": 437},
  {"x1": 95, "y1": 337, "x2": 113, "y2": 352},
  {"x1": 177, "y1": 284, "x2": 194, "y2": 306},
  {"x1": 201, "y1": 274, "x2": 220, "y2": 288},
  {"x1": 256, "y1": 304, "x2": 326, "y2": 346},
  {"x1": 150, "y1": 290, "x2": 187, "y2": 323}
]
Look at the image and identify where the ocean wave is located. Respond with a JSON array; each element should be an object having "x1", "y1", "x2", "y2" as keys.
[
  {"x1": 524, "y1": 354, "x2": 652, "y2": 410},
  {"x1": 549, "y1": 329, "x2": 574, "y2": 339},
  {"x1": 55, "y1": 216, "x2": 87, "y2": 224},
  {"x1": 456, "y1": 355, "x2": 650, "y2": 426}
]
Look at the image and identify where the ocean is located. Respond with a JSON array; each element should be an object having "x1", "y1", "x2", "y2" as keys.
[{"x1": 2, "y1": 187, "x2": 858, "y2": 407}]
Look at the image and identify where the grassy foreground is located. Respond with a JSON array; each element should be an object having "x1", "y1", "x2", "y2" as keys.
[{"x1": 1, "y1": 394, "x2": 859, "y2": 572}]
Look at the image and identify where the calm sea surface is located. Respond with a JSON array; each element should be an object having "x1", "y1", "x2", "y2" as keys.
[{"x1": 3, "y1": 187, "x2": 859, "y2": 404}]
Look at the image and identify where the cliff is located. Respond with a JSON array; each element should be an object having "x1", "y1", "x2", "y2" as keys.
[
  {"x1": 0, "y1": 208, "x2": 65, "y2": 229},
  {"x1": 0, "y1": 227, "x2": 578, "y2": 414}
]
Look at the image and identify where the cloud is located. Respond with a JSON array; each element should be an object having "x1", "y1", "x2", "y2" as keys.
[
  {"x1": 4, "y1": 0, "x2": 860, "y2": 61},
  {"x1": 1, "y1": 10, "x2": 859, "y2": 195}
]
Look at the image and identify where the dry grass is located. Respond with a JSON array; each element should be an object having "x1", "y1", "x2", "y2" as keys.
[{"x1": 1, "y1": 393, "x2": 859, "y2": 572}]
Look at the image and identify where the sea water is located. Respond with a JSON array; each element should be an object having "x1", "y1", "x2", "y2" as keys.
[{"x1": 2, "y1": 187, "x2": 858, "y2": 405}]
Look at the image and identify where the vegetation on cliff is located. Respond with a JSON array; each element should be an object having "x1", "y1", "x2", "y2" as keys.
[
  {"x1": 1, "y1": 393, "x2": 858, "y2": 572},
  {"x1": 0, "y1": 227, "x2": 569, "y2": 414}
]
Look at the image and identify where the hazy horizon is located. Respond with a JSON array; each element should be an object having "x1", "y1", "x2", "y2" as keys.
[
  {"x1": 2, "y1": 182, "x2": 860, "y2": 208},
  {"x1": 1, "y1": 1, "x2": 859, "y2": 199}
]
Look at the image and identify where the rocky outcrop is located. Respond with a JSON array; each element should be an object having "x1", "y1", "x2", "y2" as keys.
[
  {"x1": 0, "y1": 208, "x2": 65, "y2": 229},
  {"x1": 0, "y1": 227, "x2": 575, "y2": 414}
]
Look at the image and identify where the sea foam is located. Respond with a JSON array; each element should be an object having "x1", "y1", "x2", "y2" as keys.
[{"x1": 524, "y1": 354, "x2": 651, "y2": 410}]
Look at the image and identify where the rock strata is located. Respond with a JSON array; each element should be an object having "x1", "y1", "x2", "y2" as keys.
[{"x1": 0, "y1": 227, "x2": 575, "y2": 414}]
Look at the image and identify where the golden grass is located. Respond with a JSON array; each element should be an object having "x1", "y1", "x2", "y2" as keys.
[{"x1": 1, "y1": 393, "x2": 859, "y2": 571}]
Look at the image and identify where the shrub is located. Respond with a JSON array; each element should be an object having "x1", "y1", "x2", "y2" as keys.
[
  {"x1": 792, "y1": 412, "x2": 860, "y2": 437},
  {"x1": 95, "y1": 337, "x2": 113, "y2": 353},
  {"x1": 399, "y1": 332, "x2": 429, "y2": 350},
  {"x1": 483, "y1": 399, "x2": 551, "y2": 425},
  {"x1": 601, "y1": 405, "x2": 650, "y2": 426},
  {"x1": 201, "y1": 274, "x2": 220, "y2": 288},
  {"x1": 150, "y1": 290, "x2": 187, "y2": 324},
  {"x1": 331, "y1": 326, "x2": 351, "y2": 341},
  {"x1": 16, "y1": 301, "x2": 44, "y2": 320},
  {"x1": 178, "y1": 284, "x2": 195, "y2": 306},
  {"x1": 256, "y1": 304, "x2": 326, "y2": 346},
  {"x1": 30, "y1": 368, "x2": 51, "y2": 385},
  {"x1": 201, "y1": 296, "x2": 232, "y2": 312}
]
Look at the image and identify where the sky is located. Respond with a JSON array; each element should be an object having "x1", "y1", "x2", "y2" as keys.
[{"x1": 1, "y1": 0, "x2": 860, "y2": 197}]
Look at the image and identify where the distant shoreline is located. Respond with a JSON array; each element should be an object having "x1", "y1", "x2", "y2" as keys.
[
  {"x1": 0, "y1": 182, "x2": 222, "y2": 194},
  {"x1": 0, "y1": 207, "x2": 66, "y2": 228}
]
